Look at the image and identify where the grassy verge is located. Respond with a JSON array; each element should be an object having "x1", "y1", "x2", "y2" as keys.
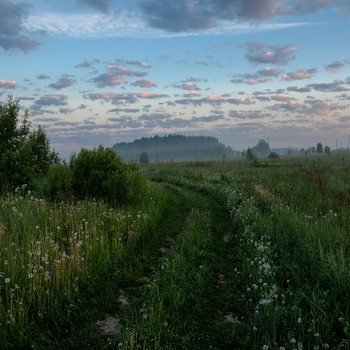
[{"x1": 0, "y1": 183, "x2": 174, "y2": 348}]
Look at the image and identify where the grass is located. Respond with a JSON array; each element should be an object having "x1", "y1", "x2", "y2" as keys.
[{"x1": 1, "y1": 152, "x2": 350, "y2": 349}]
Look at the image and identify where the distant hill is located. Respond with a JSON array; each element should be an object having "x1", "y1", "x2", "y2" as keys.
[{"x1": 111, "y1": 134, "x2": 240, "y2": 162}]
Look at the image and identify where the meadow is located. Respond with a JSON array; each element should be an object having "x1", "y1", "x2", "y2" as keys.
[{"x1": 1, "y1": 152, "x2": 350, "y2": 349}]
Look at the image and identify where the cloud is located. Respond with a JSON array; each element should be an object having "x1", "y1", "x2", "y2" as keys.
[
  {"x1": 48, "y1": 75, "x2": 76, "y2": 90},
  {"x1": 231, "y1": 67, "x2": 281, "y2": 85},
  {"x1": 91, "y1": 66, "x2": 147, "y2": 87},
  {"x1": 308, "y1": 82, "x2": 349, "y2": 92},
  {"x1": 0, "y1": 0, "x2": 39, "y2": 52},
  {"x1": 191, "y1": 115, "x2": 224, "y2": 122},
  {"x1": 139, "y1": 0, "x2": 215, "y2": 32},
  {"x1": 138, "y1": 0, "x2": 308, "y2": 32},
  {"x1": 325, "y1": 61, "x2": 345, "y2": 73},
  {"x1": 183, "y1": 91, "x2": 201, "y2": 98},
  {"x1": 271, "y1": 94, "x2": 291, "y2": 101},
  {"x1": 75, "y1": 60, "x2": 93, "y2": 68},
  {"x1": 139, "y1": 112, "x2": 172, "y2": 121},
  {"x1": 115, "y1": 59, "x2": 151, "y2": 69},
  {"x1": 244, "y1": 42, "x2": 298, "y2": 65},
  {"x1": 108, "y1": 108, "x2": 141, "y2": 114},
  {"x1": 287, "y1": 86, "x2": 312, "y2": 93},
  {"x1": 34, "y1": 94, "x2": 69, "y2": 107},
  {"x1": 30, "y1": 94, "x2": 69, "y2": 116},
  {"x1": 229, "y1": 110, "x2": 270, "y2": 119},
  {"x1": 76, "y1": 0, "x2": 112, "y2": 13},
  {"x1": 258, "y1": 67, "x2": 282, "y2": 77},
  {"x1": 271, "y1": 99, "x2": 345, "y2": 116},
  {"x1": 282, "y1": 68, "x2": 317, "y2": 81},
  {"x1": 37, "y1": 74, "x2": 50, "y2": 80},
  {"x1": 83, "y1": 92, "x2": 138, "y2": 105},
  {"x1": 0, "y1": 80, "x2": 16, "y2": 89},
  {"x1": 137, "y1": 92, "x2": 168, "y2": 99},
  {"x1": 181, "y1": 82, "x2": 200, "y2": 90},
  {"x1": 132, "y1": 79, "x2": 157, "y2": 88}
]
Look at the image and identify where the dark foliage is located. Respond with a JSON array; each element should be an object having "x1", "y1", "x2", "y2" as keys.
[
  {"x1": 70, "y1": 146, "x2": 148, "y2": 204},
  {"x1": 112, "y1": 134, "x2": 239, "y2": 162},
  {"x1": 0, "y1": 96, "x2": 59, "y2": 189}
]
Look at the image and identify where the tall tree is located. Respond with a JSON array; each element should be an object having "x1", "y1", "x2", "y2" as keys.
[
  {"x1": 0, "y1": 96, "x2": 58, "y2": 188},
  {"x1": 317, "y1": 143, "x2": 323, "y2": 153}
]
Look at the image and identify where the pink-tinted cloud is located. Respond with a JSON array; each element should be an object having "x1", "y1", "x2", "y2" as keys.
[
  {"x1": 83, "y1": 92, "x2": 138, "y2": 104},
  {"x1": 271, "y1": 94, "x2": 291, "y2": 101},
  {"x1": 325, "y1": 61, "x2": 345, "y2": 73},
  {"x1": 132, "y1": 79, "x2": 157, "y2": 88},
  {"x1": 0, "y1": 80, "x2": 17, "y2": 89},
  {"x1": 183, "y1": 91, "x2": 201, "y2": 97},
  {"x1": 245, "y1": 42, "x2": 298, "y2": 65},
  {"x1": 137, "y1": 92, "x2": 168, "y2": 99},
  {"x1": 204, "y1": 95, "x2": 224, "y2": 102},
  {"x1": 247, "y1": 78, "x2": 265, "y2": 85},
  {"x1": 282, "y1": 68, "x2": 317, "y2": 81},
  {"x1": 258, "y1": 67, "x2": 282, "y2": 77},
  {"x1": 181, "y1": 82, "x2": 200, "y2": 90}
]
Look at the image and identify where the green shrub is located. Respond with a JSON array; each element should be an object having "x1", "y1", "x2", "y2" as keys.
[
  {"x1": 70, "y1": 146, "x2": 148, "y2": 204},
  {"x1": 46, "y1": 163, "x2": 73, "y2": 201}
]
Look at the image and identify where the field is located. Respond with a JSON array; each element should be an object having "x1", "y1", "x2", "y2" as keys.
[{"x1": 1, "y1": 152, "x2": 350, "y2": 349}]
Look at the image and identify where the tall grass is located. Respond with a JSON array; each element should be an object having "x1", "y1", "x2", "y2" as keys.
[
  {"x1": 0, "y1": 183, "x2": 168, "y2": 348},
  {"x1": 143, "y1": 153, "x2": 350, "y2": 349}
]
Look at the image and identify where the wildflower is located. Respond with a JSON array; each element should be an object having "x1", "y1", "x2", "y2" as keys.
[
  {"x1": 298, "y1": 317, "x2": 302, "y2": 324},
  {"x1": 5, "y1": 278, "x2": 10, "y2": 283},
  {"x1": 263, "y1": 345, "x2": 268, "y2": 350},
  {"x1": 290, "y1": 338, "x2": 296, "y2": 344},
  {"x1": 28, "y1": 273, "x2": 33, "y2": 279},
  {"x1": 253, "y1": 326, "x2": 257, "y2": 331}
]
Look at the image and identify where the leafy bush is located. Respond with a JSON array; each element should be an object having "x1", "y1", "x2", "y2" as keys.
[{"x1": 70, "y1": 146, "x2": 148, "y2": 204}]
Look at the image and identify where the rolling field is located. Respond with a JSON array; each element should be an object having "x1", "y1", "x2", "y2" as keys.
[{"x1": 1, "y1": 153, "x2": 350, "y2": 349}]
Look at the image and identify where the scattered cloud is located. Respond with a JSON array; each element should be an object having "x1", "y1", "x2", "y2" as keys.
[
  {"x1": 139, "y1": 112, "x2": 172, "y2": 121},
  {"x1": 37, "y1": 74, "x2": 50, "y2": 80},
  {"x1": 258, "y1": 67, "x2": 282, "y2": 77},
  {"x1": 0, "y1": 0, "x2": 39, "y2": 52},
  {"x1": 0, "y1": 80, "x2": 17, "y2": 89},
  {"x1": 287, "y1": 86, "x2": 312, "y2": 93},
  {"x1": 308, "y1": 81, "x2": 349, "y2": 92},
  {"x1": 271, "y1": 94, "x2": 291, "y2": 101},
  {"x1": 244, "y1": 42, "x2": 298, "y2": 65},
  {"x1": 229, "y1": 110, "x2": 270, "y2": 119},
  {"x1": 181, "y1": 82, "x2": 200, "y2": 90},
  {"x1": 108, "y1": 108, "x2": 141, "y2": 114},
  {"x1": 90, "y1": 66, "x2": 147, "y2": 87},
  {"x1": 48, "y1": 75, "x2": 76, "y2": 90},
  {"x1": 75, "y1": 60, "x2": 93, "y2": 68},
  {"x1": 137, "y1": 92, "x2": 168, "y2": 99},
  {"x1": 191, "y1": 115, "x2": 224, "y2": 122},
  {"x1": 83, "y1": 92, "x2": 138, "y2": 105},
  {"x1": 34, "y1": 94, "x2": 69, "y2": 107},
  {"x1": 325, "y1": 61, "x2": 345, "y2": 73},
  {"x1": 282, "y1": 68, "x2": 317, "y2": 81},
  {"x1": 132, "y1": 79, "x2": 157, "y2": 88},
  {"x1": 76, "y1": 0, "x2": 112, "y2": 13}
]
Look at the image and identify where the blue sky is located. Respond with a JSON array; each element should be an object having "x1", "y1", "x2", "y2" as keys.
[{"x1": 1, "y1": 0, "x2": 350, "y2": 159}]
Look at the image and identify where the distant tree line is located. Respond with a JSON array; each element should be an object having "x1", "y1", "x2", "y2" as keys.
[{"x1": 111, "y1": 135, "x2": 240, "y2": 162}]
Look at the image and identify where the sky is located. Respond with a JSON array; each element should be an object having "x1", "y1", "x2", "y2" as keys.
[{"x1": 1, "y1": 0, "x2": 350, "y2": 159}]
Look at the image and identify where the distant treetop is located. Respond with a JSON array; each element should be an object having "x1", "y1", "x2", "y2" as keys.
[{"x1": 111, "y1": 134, "x2": 240, "y2": 162}]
